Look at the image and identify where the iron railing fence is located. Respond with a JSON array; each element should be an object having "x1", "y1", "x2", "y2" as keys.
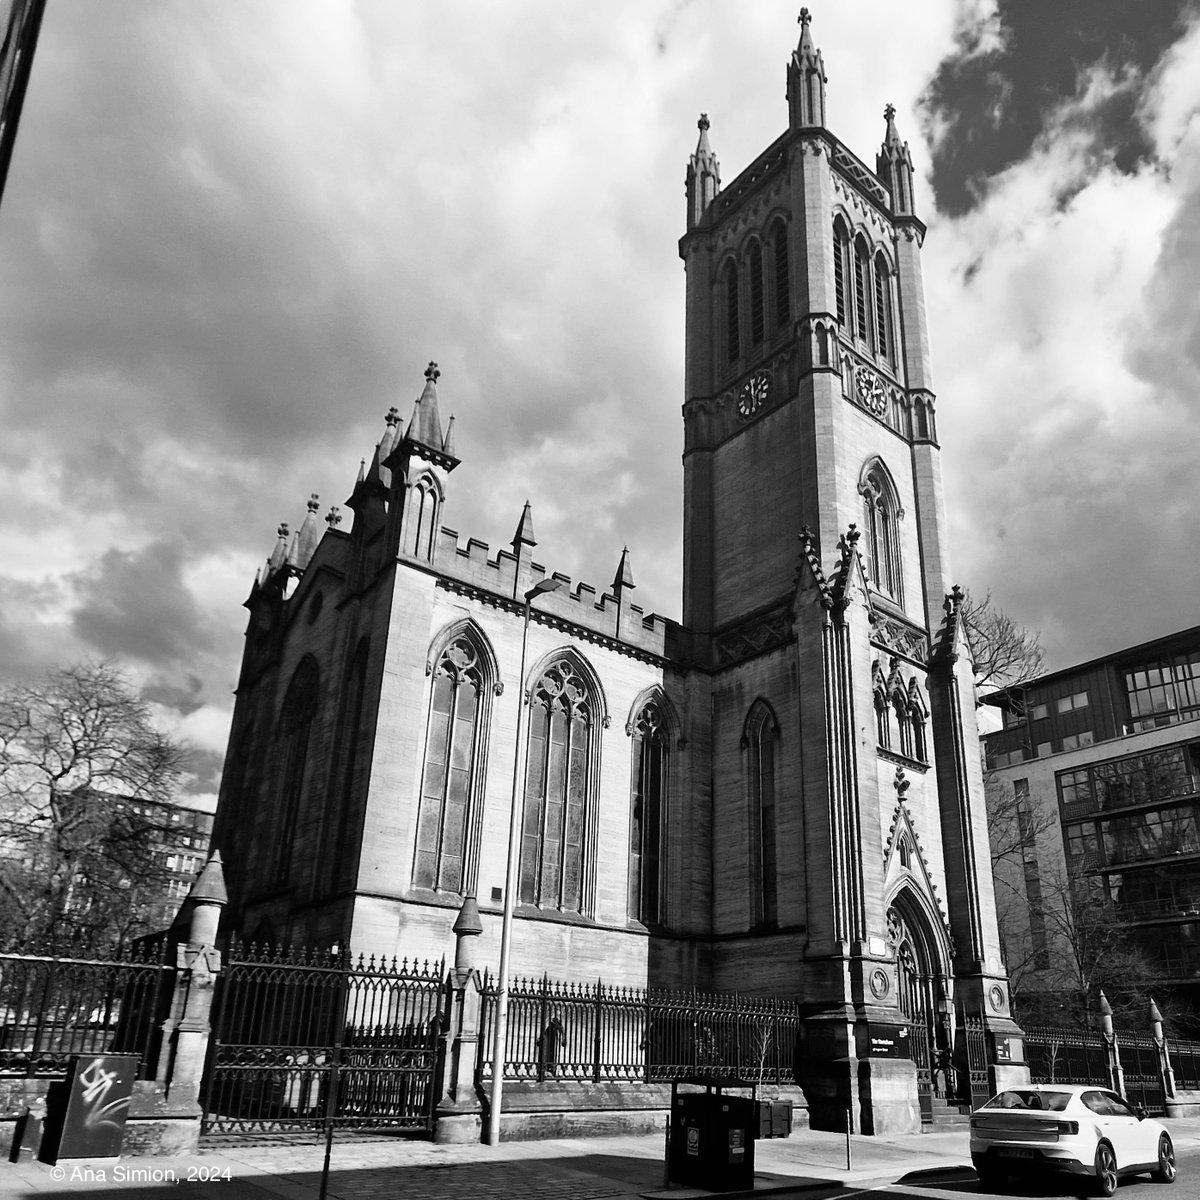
[
  {"x1": 1118, "y1": 1032, "x2": 1167, "y2": 1115},
  {"x1": 1168, "y1": 1036, "x2": 1200, "y2": 1089},
  {"x1": 200, "y1": 942, "x2": 445, "y2": 1136},
  {"x1": 1022, "y1": 1024, "x2": 1166, "y2": 1115},
  {"x1": 1023, "y1": 1024, "x2": 1112, "y2": 1087},
  {"x1": 0, "y1": 942, "x2": 173, "y2": 1078},
  {"x1": 477, "y1": 973, "x2": 802, "y2": 1085}
]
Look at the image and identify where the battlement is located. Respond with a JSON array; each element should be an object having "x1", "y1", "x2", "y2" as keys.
[{"x1": 434, "y1": 525, "x2": 676, "y2": 658}]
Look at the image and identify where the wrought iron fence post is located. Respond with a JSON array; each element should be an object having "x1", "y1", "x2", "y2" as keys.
[
  {"x1": 1150, "y1": 999, "x2": 1176, "y2": 1100},
  {"x1": 593, "y1": 979, "x2": 603, "y2": 1083},
  {"x1": 537, "y1": 973, "x2": 549, "y2": 1083}
]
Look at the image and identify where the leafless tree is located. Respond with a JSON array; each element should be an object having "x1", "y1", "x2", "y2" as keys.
[
  {"x1": 985, "y1": 776, "x2": 1058, "y2": 870},
  {"x1": 0, "y1": 662, "x2": 187, "y2": 953},
  {"x1": 960, "y1": 587, "x2": 1046, "y2": 701},
  {"x1": 996, "y1": 860, "x2": 1180, "y2": 1031}
]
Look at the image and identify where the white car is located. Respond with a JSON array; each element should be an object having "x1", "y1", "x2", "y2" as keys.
[{"x1": 969, "y1": 1084, "x2": 1176, "y2": 1195}]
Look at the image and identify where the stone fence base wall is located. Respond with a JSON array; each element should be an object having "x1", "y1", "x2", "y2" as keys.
[{"x1": 490, "y1": 1080, "x2": 810, "y2": 1142}]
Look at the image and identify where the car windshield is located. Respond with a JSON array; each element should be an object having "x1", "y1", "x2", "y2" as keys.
[{"x1": 983, "y1": 1090, "x2": 1073, "y2": 1112}]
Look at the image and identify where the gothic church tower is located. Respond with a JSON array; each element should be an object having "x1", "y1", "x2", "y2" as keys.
[{"x1": 679, "y1": 10, "x2": 1021, "y2": 1129}]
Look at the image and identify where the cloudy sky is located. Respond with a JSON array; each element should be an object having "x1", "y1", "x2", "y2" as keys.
[{"x1": 2, "y1": 0, "x2": 1199, "y2": 805}]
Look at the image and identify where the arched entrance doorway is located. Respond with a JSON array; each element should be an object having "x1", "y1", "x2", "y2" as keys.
[{"x1": 887, "y1": 892, "x2": 953, "y2": 1120}]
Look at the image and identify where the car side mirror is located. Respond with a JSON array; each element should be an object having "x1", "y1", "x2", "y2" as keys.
[{"x1": 1135, "y1": 1105, "x2": 1147, "y2": 1120}]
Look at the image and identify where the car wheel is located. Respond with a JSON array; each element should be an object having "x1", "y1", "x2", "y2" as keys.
[
  {"x1": 1095, "y1": 1142, "x2": 1119, "y2": 1197},
  {"x1": 1152, "y1": 1133, "x2": 1177, "y2": 1184}
]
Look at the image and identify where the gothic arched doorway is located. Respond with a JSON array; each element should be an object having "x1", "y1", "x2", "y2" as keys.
[{"x1": 887, "y1": 893, "x2": 953, "y2": 1118}]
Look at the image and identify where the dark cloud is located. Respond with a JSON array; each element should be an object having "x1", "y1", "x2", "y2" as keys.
[
  {"x1": 70, "y1": 537, "x2": 215, "y2": 667},
  {"x1": 920, "y1": 0, "x2": 1196, "y2": 215}
]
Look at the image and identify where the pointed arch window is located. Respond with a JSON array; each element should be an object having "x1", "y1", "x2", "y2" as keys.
[
  {"x1": 414, "y1": 634, "x2": 489, "y2": 893},
  {"x1": 832, "y1": 220, "x2": 848, "y2": 328},
  {"x1": 773, "y1": 223, "x2": 790, "y2": 328},
  {"x1": 748, "y1": 239, "x2": 765, "y2": 346},
  {"x1": 520, "y1": 657, "x2": 597, "y2": 913},
  {"x1": 629, "y1": 700, "x2": 668, "y2": 925},
  {"x1": 410, "y1": 474, "x2": 440, "y2": 563},
  {"x1": 724, "y1": 260, "x2": 740, "y2": 363},
  {"x1": 874, "y1": 688, "x2": 891, "y2": 749},
  {"x1": 860, "y1": 461, "x2": 904, "y2": 603},
  {"x1": 895, "y1": 690, "x2": 912, "y2": 758},
  {"x1": 745, "y1": 701, "x2": 779, "y2": 927},
  {"x1": 853, "y1": 237, "x2": 871, "y2": 344},
  {"x1": 274, "y1": 656, "x2": 319, "y2": 883},
  {"x1": 874, "y1": 251, "x2": 892, "y2": 363}
]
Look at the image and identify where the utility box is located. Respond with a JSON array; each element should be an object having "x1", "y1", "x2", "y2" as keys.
[
  {"x1": 40, "y1": 1054, "x2": 139, "y2": 1163},
  {"x1": 667, "y1": 1078, "x2": 756, "y2": 1192},
  {"x1": 758, "y1": 1098, "x2": 794, "y2": 1138}
]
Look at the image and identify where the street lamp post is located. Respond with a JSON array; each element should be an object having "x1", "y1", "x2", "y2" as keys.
[{"x1": 487, "y1": 576, "x2": 562, "y2": 1145}]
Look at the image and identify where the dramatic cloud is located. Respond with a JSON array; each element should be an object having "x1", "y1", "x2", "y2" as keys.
[{"x1": 1, "y1": 1, "x2": 1197, "y2": 801}]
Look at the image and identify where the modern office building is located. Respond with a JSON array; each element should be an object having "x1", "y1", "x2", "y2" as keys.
[{"x1": 983, "y1": 625, "x2": 1200, "y2": 994}]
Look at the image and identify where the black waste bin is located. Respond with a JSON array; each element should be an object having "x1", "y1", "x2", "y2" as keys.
[{"x1": 667, "y1": 1078, "x2": 756, "y2": 1192}]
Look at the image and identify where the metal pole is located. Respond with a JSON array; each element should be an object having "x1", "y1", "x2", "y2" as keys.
[{"x1": 487, "y1": 597, "x2": 534, "y2": 1145}]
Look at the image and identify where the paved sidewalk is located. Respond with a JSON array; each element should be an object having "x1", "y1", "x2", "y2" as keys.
[{"x1": 4, "y1": 1120, "x2": 1200, "y2": 1200}]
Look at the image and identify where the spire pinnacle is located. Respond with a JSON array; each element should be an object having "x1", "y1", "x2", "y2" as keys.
[
  {"x1": 512, "y1": 500, "x2": 536, "y2": 550},
  {"x1": 612, "y1": 546, "x2": 635, "y2": 593},
  {"x1": 877, "y1": 103, "x2": 917, "y2": 216},
  {"x1": 686, "y1": 112, "x2": 721, "y2": 230},
  {"x1": 405, "y1": 361, "x2": 445, "y2": 450},
  {"x1": 268, "y1": 522, "x2": 289, "y2": 574},
  {"x1": 442, "y1": 413, "x2": 456, "y2": 458},
  {"x1": 788, "y1": 8, "x2": 826, "y2": 129}
]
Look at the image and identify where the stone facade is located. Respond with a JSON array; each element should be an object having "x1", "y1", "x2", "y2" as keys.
[{"x1": 212, "y1": 15, "x2": 1023, "y2": 1135}]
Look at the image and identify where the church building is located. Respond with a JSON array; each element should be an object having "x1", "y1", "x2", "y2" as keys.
[{"x1": 212, "y1": 13, "x2": 1023, "y2": 1132}]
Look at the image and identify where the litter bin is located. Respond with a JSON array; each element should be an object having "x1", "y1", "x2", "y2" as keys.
[
  {"x1": 40, "y1": 1054, "x2": 140, "y2": 1163},
  {"x1": 666, "y1": 1077, "x2": 756, "y2": 1192}
]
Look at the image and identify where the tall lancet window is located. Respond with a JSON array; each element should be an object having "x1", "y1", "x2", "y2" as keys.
[
  {"x1": 874, "y1": 251, "x2": 892, "y2": 362},
  {"x1": 629, "y1": 700, "x2": 668, "y2": 925},
  {"x1": 520, "y1": 658, "x2": 596, "y2": 913},
  {"x1": 274, "y1": 656, "x2": 319, "y2": 883},
  {"x1": 853, "y1": 236, "x2": 871, "y2": 343},
  {"x1": 410, "y1": 473, "x2": 440, "y2": 563},
  {"x1": 860, "y1": 460, "x2": 904, "y2": 604},
  {"x1": 832, "y1": 219, "x2": 849, "y2": 327},
  {"x1": 724, "y1": 259, "x2": 740, "y2": 363},
  {"x1": 414, "y1": 634, "x2": 486, "y2": 893},
  {"x1": 748, "y1": 239, "x2": 765, "y2": 346},
  {"x1": 745, "y1": 700, "x2": 779, "y2": 927},
  {"x1": 772, "y1": 221, "x2": 790, "y2": 328}
]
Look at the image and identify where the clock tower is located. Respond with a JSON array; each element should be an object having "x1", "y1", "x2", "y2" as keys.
[{"x1": 678, "y1": 10, "x2": 1021, "y2": 1131}]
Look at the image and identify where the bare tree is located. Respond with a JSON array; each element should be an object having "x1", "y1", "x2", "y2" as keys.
[
  {"x1": 0, "y1": 662, "x2": 187, "y2": 952},
  {"x1": 997, "y1": 860, "x2": 1177, "y2": 1030},
  {"x1": 960, "y1": 587, "x2": 1046, "y2": 700},
  {"x1": 985, "y1": 776, "x2": 1058, "y2": 870}
]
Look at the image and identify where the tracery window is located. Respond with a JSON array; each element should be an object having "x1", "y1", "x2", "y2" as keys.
[
  {"x1": 746, "y1": 701, "x2": 779, "y2": 926},
  {"x1": 410, "y1": 474, "x2": 439, "y2": 562},
  {"x1": 414, "y1": 635, "x2": 485, "y2": 893},
  {"x1": 831, "y1": 220, "x2": 895, "y2": 365},
  {"x1": 629, "y1": 701, "x2": 668, "y2": 925},
  {"x1": 519, "y1": 658, "x2": 595, "y2": 912},
  {"x1": 860, "y1": 461, "x2": 903, "y2": 603},
  {"x1": 274, "y1": 656, "x2": 319, "y2": 883}
]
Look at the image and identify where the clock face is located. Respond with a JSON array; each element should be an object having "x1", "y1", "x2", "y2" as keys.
[
  {"x1": 737, "y1": 371, "x2": 771, "y2": 419},
  {"x1": 855, "y1": 367, "x2": 888, "y2": 417}
]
